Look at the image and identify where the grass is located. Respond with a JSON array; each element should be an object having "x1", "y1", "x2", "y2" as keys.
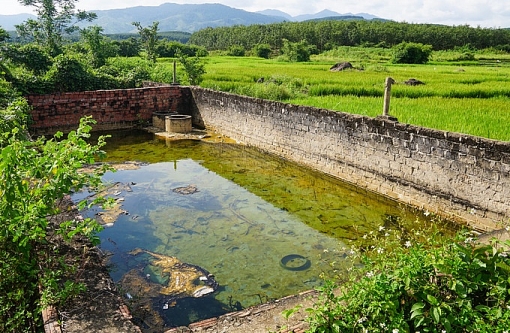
[{"x1": 164, "y1": 46, "x2": 510, "y2": 141}]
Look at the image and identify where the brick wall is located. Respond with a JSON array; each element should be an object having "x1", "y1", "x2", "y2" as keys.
[
  {"x1": 190, "y1": 87, "x2": 510, "y2": 231},
  {"x1": 27, "y1": 86, "x2": 191, "y2": 135}
]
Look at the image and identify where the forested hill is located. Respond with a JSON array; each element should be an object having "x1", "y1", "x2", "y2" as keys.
[{"x1": 189, "y1": 20, "x2": 510, "y2": 52}]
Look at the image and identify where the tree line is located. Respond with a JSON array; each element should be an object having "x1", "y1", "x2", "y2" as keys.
[{"x1": 188, "y1": 20, "x2": 510, "y2": 52}]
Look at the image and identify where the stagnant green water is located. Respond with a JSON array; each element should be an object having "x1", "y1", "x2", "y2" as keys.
[{"x1": 80, "y1": 130, "x2": 445, "y2": 329}]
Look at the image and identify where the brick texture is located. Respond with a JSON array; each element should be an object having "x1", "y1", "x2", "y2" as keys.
[{"x1": 27, "y1": 87, "x2": 191, "y2": 136}]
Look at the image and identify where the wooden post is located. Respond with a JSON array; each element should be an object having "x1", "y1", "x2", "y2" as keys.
[
  {"x1": 172, "y1": 60, "x2": 178, "y2": 85},
  {"x1": 383, "y1": 77, "x2": 395, "y2": 116}
]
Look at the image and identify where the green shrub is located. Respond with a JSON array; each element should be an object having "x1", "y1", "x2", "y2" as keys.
[
  {"x1": 45, "y1": 53, "x2": 94, "y2": 92},
  {"x1": 391, "y1": 42, "x2": 433, "y2": 64},
  {"x1": 281, "y1": 39, "x2": 311, "y2": 62},
  {"x1": 1, "y1": 43, "x2": 53, "y2": 75},
  {"x1": 178, "y1": 52, "x2": 206, "y2": 85},
  {"x1": 304, "y1": 223, "x2": 510, "y2": 332},
  {"x1": 227, "y1": 45, "x2": 246, "y2": 57},
  {"x1": 0, "y1": 117, "x2": 110, "y2": 331},
  {"x1": 252, "y1": 43, "x2": 272, "y2": 59}
]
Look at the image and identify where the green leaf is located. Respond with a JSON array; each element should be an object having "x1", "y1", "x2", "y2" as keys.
[
  {"x1": 411, "y1": 302, "x2": 425, "y2": 312},
  {"x1": 431, "y1": 306, "x2": 441, "y2": 323},
  {"x1": 427, "y1": 294, "x2": 439, "y2": 306}
]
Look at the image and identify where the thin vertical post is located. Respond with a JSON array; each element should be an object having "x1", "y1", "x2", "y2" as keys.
[
  {"x1": 172, "y1": 60, "x2": 178, "y2": 85},
  {"x1": 383, "y1": 77, "x2": 395, "y2": 116}
]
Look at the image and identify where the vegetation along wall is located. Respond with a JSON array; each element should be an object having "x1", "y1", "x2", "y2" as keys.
[
  {"x1": 190, "y1": 87, "x2": 510, "y2": 232},
  {"x1": 27, "y1": 86, "x2": 190, "y2": 136}
]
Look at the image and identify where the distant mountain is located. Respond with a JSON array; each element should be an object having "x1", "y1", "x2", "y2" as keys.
[
  {"x1": 0, "y1": 3, "x2": 382, "y2": 34},
  {"x1": 0, "y1": 13, "x2": 36, "y2": 30},
  {"x1": 256, "y1": 9, "x2": 293, "y2": 21},
  {"x1": 294, "y1": 9, "x2": 379, "y2": 22},
  {"x1": 79, "y1": 3, "x2": 287, "y2": 33}
]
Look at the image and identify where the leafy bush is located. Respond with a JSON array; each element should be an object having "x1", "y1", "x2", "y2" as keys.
[
  {"x1": 1, "y1": 43, "x2": 53, "y2": 75},
  {"x1": 113, "y1": 37, "x2": 140, "y2": 57},
  {"x1": 0, "y1": 117, "x2": 110, "y2": 331},
  {"x1": 281, "y1": 39, "x2": 311, "y2": 62},
  {"x1": 227, "y1": 45, "x2": 246, "y2": 57},
  {"x1": 391, "y1": 42, "x2": 433, "y2": 64},
  {"x1": 304, "y1": 223, "x2": 510, "y2": 332},
  {"x1": 252, "y1": 43, "x2": 272, "y2": 59},
  {"x1": 0, "y1": 97, "x2": 30, "y2": 139},
  {"x1": 178, "y1": 52, "x2": 206, "y2": 85},
  {"x1": 0, "y1": 79, "x2": 18, "y2": 107},
  {"x1": 45, "y1": 53, "x2": 95, "y2": 92}
]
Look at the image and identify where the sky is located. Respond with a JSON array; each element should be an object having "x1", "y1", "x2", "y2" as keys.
[{"x1": 2, "y1": 0, "x2": 510, "y2": 28}]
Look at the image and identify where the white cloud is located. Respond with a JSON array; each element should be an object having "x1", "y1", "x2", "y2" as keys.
[{"x1": 2, "y1": 0, "x2": 510, "y2": 28}]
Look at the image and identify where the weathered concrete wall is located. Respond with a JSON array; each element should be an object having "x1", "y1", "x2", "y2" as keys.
[
  {"x1": 190, "y1": 87, "x2": 510, "y2": 231},
  {"x1": 27, "y1": 87, "x2": 191, "y2": 136}
]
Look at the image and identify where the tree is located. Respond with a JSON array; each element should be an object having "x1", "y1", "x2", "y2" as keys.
[
  {"x1": 281, "y1": 39, "x2": 310, "y2": 62},
  {"x1": 178, "y1": 52, "x2": 206, "y2": 86},
  {"x1": 132, "y1": 21, "x2": 159, "y2": 63},
  {"x1": 80, "y1": 26, "x2": 118, "y2": 68},
  {"x1": 253, "y1": 43, "x2": 272, "y2": 59},
  {"x1": 113, "y1": 37, "x2": 140, "y2": 57},
  {"x1": 16, "y1": 0, "x2": 97, "y2": 56},
  {"x1": 391, "y1": 42, "x2": 433, "y2": 64},
  {"x1": 0, "y1": 27, "x2": 9, "y2": 43}
]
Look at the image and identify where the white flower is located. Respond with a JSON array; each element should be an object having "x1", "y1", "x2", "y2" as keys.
[
  {"x1": 366, "y1": 271, "x2": 374, "y2": 278},
  {"x1": 393, "y1": 329, "x2": 399, "y2": 333},
  {"x1": 441, "y1": 330, "x2": 446, "y2": 333},
  {"x1": 357, "y1": 316, "x2": 367, "y2": 323},
  {"x1": 424, "y1": 210, "x2": 430, "y2": 216},
  {"x1": 363, "y1": 234, "x2": 368, "y2": 239},
  {"x1": 377, "y1": 248, "x2": 384, "y2": 254},
  {"x1": 404, "y1": 241, "x2": 412, "y2": 248},
  {"x1": 379, "y1": 226, "x2": 385, "y2": 231},
  {"x1": 349, "y1": 249, "x2": 356, "y2": 255},
  {"x1": 470, "y1": 208, "x2": 476, "y2": 215},
  {"x1": 464, "y1": 237, "x2": 474, "y2": 244},
  {"x1": 380, "y1": 323, "x2": 386, "y2": 328},
  {"x1": 385, "y1": 233, "x2": 390, "y2": 237}
]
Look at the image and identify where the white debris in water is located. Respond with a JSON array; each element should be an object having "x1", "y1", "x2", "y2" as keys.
[{"x1": 192, "y1": 286, "x2": 214, "y2": 297}]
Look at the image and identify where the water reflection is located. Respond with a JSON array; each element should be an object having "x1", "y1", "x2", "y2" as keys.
[{"x1": 80, "y1": 130, "x2": 446, "y2": 330}]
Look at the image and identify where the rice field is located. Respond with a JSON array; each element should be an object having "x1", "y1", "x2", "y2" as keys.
[{"x1": 169, "y1": 47, "x2": 510, "y2": 141}]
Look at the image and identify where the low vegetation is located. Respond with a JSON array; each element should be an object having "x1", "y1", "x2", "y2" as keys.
[{"x1": 302, "y1": 220, "x2": 510, "y2": 332}]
